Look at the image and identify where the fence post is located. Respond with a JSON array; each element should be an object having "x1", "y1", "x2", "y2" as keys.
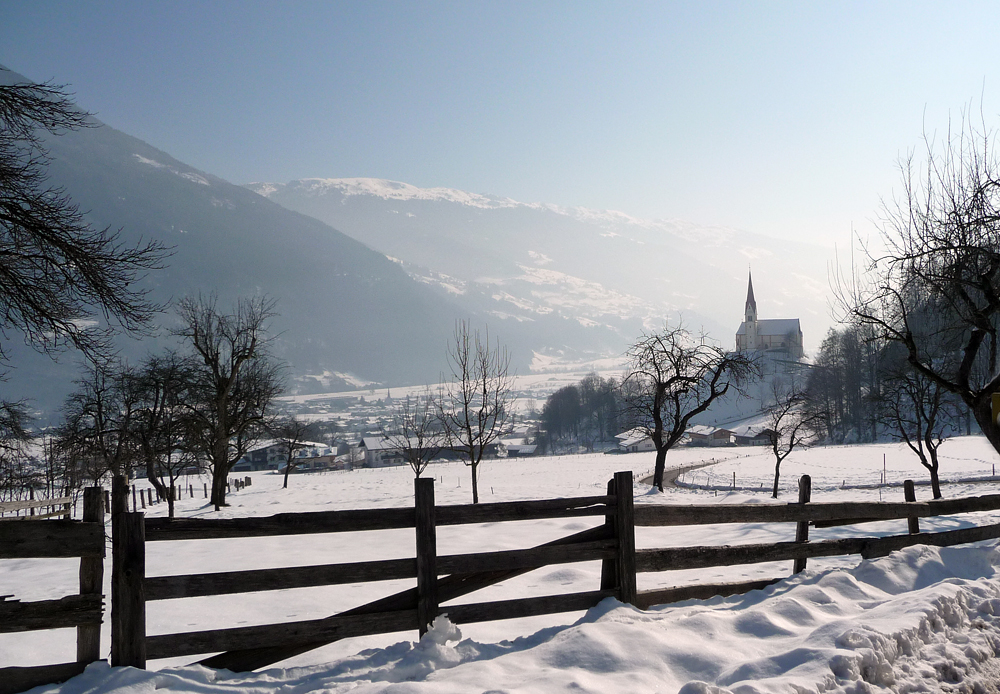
[
  {"x1": 77, "y1": 487, "x2": 105, "y2": 664},
  {"x1": 904, "y1": 480, "x2": 920, "y2": 534},
  {"x1": 414, "y1": 477, "x2": 438, "y2": 637},
  {"x1": 599, "y1": 477, "x2": 616, "y2": 591},
  {"x1": 793, "y1": 474, "x2": 811, "y2": 574},
  {"x1": 613, "y1": 470, "x2": 637, "y2": 604},
  {"x1": 111, "y1": 511, "x2": 146, "y2": 668}
]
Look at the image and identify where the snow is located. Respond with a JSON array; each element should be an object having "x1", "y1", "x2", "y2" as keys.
[{"x1": 8, "y1": 437, "x2": 1000, "y2": 693}]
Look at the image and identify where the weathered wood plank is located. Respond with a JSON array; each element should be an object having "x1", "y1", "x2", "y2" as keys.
[
  {"x1": 633, "y1": 493, "x2": 1000, "y2": 527},
  {"x1": 0, "y1": 508, "x2": 71, "y2": 521},
  {"x1": 793, "y1": 475, "x2": 811, "y2": 574},
  {"x1": 635, "y1": 578, "x2": 782, "y2": 610},
  {"x1": 0, "y1": 496, "x2": 72, "y2": 513},
  {"x1": 438, "y1": 540, "x2": 615, "y2": 575},
  {"x1": 144, "y1": 496, "x2": 613, "y2": 541},
  {"x1": 414, "y1": 477, "x2": 437, "y2": 637},
  {"x1": 0, "y1": 594, "x2": 103, "y2": 633},
  {"x1": 0, "y1": 662, "x2": 87, "y2": 694},
  {"x1": 147, "y1": 609, "x2": 418, "y2": 660},
  {"x1": 904, "y1": 480, "x2": 920, "y2": 534},
  {"x1": 0, "y1": 520, "x2": 103, "y2": 558},
  {"x1": 444, "y1": 589, "x2": 616, "y2": 624},
  {"x1": 636, "y1": 521, "x2": 1000, "y2": 572},
  {"x1": 600, "y1": 477, "x2": 616, "y2": 592},
  {"x1": 111, "y1": 511, "x2": 145, "y2": 668},
  {"x1": 145, "y1": 507, "x2": 416, "y2": 540},
  {"x1": 435, "y1": 496, "x2": 614, "y2": 525},
  {"x1": 198, "y1": 523, "x2": 613, "y2": 671},
  {"x1": 613, "y1": 471, "x2": 636, "y2": 604},
  {"x1": 145, "y1": 557, "x2": 418, "y2": 601},
  {"x1": 78, "y1": 487, "x2": 105, "y2": 664}
]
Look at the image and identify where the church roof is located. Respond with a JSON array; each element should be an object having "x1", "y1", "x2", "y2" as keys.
[
  {"x1": 735, "y1": 318, "x2": 801, "y2": 336},
  {"x1": 745, "y1": 271, "x2": 757, "y2": 313}
]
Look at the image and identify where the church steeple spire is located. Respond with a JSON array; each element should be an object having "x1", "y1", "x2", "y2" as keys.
[{"x1": 745, "y1": 270, "x2": 757, "y2": 315}]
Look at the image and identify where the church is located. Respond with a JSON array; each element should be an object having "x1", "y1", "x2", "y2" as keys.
[{"x1": 735, "y1": 272, "x2": 804, "y2": 360}]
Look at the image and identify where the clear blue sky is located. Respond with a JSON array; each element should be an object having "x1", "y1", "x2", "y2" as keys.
[{"x1": 4, "y1": 1, "x2": 1000, "y2": 246}]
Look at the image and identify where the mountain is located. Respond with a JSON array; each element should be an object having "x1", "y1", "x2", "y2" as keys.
[
  {"x1": 1, "y1": 68, "x2": 468, "y2": 414},
  {"x1": 245, "y1": 178, "x2": 837, "y2": 360}
]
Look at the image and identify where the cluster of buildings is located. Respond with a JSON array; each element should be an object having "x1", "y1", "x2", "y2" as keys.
[
  {"x1": 232, "y1": 424, "x2": 538, "y2": 475},
  {"x1": 614, "y1": 425, "x2": 776, "y2": 453}
]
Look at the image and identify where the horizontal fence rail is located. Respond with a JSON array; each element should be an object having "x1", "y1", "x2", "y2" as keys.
[
  {"x1": 0, "y1": 496, "x2": 73, "y2": 522},
  {"x1": 0, "y1": 520, "x2": 105, "y2": 559},
  {"x1": 143, "y1": 495, "x2": 615, "y2": 542},
  {"x1": 633, "y1": 493, "x2": 1000, "y2": 527}
]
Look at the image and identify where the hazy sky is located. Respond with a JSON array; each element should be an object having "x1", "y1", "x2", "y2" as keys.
[{"x1": 4, "y1": 1, "x2": 1000, "y2": 247}]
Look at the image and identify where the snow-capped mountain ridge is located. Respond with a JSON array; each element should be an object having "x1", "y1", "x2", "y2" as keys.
[
  {"x1": 248, "y1": 177, "x2": 746, "y2": 242},
  {"x1": 247, "y1": 177, "x2": 837, "y2": 358}
]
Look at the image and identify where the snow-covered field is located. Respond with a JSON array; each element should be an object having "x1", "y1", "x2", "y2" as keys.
[{"x1": 7, "y1": 437, "x2": 1000, "y2": 693}]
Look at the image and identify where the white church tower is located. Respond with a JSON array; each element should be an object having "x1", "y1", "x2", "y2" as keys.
[
  {"x1": 735, "y1": 269, "x2": 804, "y2": 359},
  {"x1": 743, "y1": 271, "x2": 758, "y2": 350}
]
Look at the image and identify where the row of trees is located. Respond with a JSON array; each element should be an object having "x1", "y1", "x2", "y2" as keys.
[
  {"x1": 541, "y1": 373, "x2": 619, "y2": 451},
  {"x1": 36, "y1": 296, "x2": 282, "y2": 516}
]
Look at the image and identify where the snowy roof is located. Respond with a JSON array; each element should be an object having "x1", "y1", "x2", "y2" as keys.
[
  {"x1": 618, "y1": 432, "x2": 652, "y2": 448},
  {"x1": 615, "y1": 427, "x2": 647, "y2": 441},
  {"x1": 735, "y1": 318, "x2": 801, "y2": 336},
  {"x1": 686, "y1": 425, "x2": 735, "y2": 437}
]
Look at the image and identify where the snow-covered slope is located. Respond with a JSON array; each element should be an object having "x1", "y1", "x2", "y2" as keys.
[{"x1": 247, "y1": 178, "x2": 837, "y2": 358}]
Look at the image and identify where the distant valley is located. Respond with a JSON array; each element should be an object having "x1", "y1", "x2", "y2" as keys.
[
  {"x1": 1, "y1": 66, "x2": 838, "y2": 419},
  {"x1": 247, "y1": 177, "x2": 837, "y2": 359}
]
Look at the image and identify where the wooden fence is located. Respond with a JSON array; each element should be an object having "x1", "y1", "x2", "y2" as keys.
[
  {"x1": 0, "y1": 488, "x2": 106, "y2": 694},
  {"x1": 110, "y1": 471, "x2": 635, "y2": 672},
  {"x1": 0, "y1": 493, "x2": 72, "y2": 521},
  {"x1": 108, "y1": 471, "x2": 1000, "y2": 674},
  {"x1": 9, "y1": 469, "x2": 1000, "y2": 686}
]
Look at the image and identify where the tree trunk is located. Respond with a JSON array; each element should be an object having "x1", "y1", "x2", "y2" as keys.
[
  {"x1": 146, "y1": 460, "x2": 167, "y2": 500},
  {"x1": 167, "y1": 482, "x2": 175, "y2": 518},
  {"x1": 652, "y1": 446, "x2": 668, "y2": 492},
  {"x1": 973, "y1": 398, "x2": 1000, "y2": 456},
  {"x1": 471, "y1": 460, "x2": 479, "y2": 504},
  {"x1": 929, "y1": 467, "x2": 941, "y2": 500},
  {"x1": 772, "y1": 462, "x2": 781, "y2": 499},
  {"x1": 211, "y1": 468, "x2": 227, "y2": 510},
  {"x1": 283, "y1": 464, "x2": 290, "y2": 489}
]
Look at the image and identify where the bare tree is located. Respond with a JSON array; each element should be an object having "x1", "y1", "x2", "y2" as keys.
[
  {"x1": 380, "y1": 390, "x2": 443, "y2": 478},
  {"x1": 0, "y1": 400, "x2": 31, "y2": 468},
  {"x1": 620, "y1": 324, "x2": 759, "y2": 491},
  {"x1": 56, "y1": 361, "x2": 141, "y2": 514},
  {"x1": 0, "y1": 400, "x2": 34, "y2": 500},
  {"x1": 440, "y1": 321, "x2": 514, "y2": 504},
  {"x1": 875, "y1": 344, "x2": 958, "y2": 499},
  {"x1": 765, "y1": 379, "x2": 820, "y2": 498},
  {"x1": 174, "y1": 295, "x2": 283, "y2": 509},
  {"x1": 0, "y1": 73, "x2": 167, "y2": 371},
  {"x1": 835, "y1": 113, "x2": 1000, "y2": 457},
  {"x1": 131, "y1": 352, "x2": 191, "y2": 516},
  {"x1": 269, "y1": 416, "x2": 319, "y2": 488}
]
